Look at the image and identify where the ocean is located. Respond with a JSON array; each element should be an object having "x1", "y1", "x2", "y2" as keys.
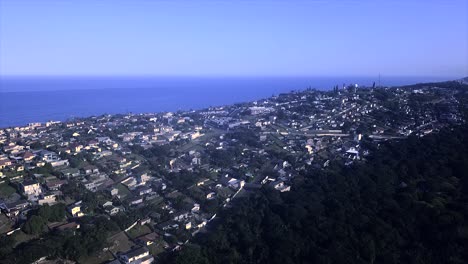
[{"x1": 0, "y1": 76, "x2": 455, "y2": 128}]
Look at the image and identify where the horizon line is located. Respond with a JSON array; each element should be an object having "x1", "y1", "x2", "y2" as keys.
[{"x1": 0, "y1": 74, "x2": 464, "y2": 79}]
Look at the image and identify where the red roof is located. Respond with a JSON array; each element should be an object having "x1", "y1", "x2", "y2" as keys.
[
  {"x1": 88, "y1": 140, "x2": 98, "y2": 145},
  {"x1": 136, "y1": 232, "x2": 159, "y2": 242},
  {"x1": 46, "y1": 180, "x2": 67, "y2": 188},
  {"x1": 56, "y1": 222, "x2": 80, "y2": 231},
  {"x1": 23, "y1": 151, "x2": 35, "y2": 159},
  {"x1": 0, "y1": 159, "x2": 12, "y2": 166}
]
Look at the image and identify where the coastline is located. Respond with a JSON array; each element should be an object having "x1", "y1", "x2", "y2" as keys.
[{"x1": 0, "y1": 76, "x2": 458, "y2": 128}]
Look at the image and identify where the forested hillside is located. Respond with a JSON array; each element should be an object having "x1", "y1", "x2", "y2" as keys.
[{"x1": 171, "y1": 125, "x2": 468, "y2": 264}]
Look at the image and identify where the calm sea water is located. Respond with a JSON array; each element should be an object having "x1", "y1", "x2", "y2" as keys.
[{"x1": 0, "y1": 76, "x2": 455, "y2": 128}]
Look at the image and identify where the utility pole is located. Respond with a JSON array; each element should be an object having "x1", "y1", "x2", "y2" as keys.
[{"x1": 378, "y1": 73, "x2": 381, "y2": 87}]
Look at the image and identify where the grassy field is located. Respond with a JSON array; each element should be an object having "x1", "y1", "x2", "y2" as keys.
[
  {"x1": 0, "y1": 214, "x2": 14, "y2": 234},
  {"x1": 12, "y1": 231, "x2": 37, "y2": 247},
  {"x1": 0, "y1": 183, "x2": 17, "y2": 199},
  {"x1": 108, "y1": 231, "x2": 136, "y2": 254},
  {"x1": 177, "y1": 129, "x2": 224, "y2": 153},
  {"x1": 126, "y1": 224, "x2": 152, "y2": 239},
  {"x1": 79, "y1": 230, "x2": 137, "y2": 263},
  {"x1": 115, "y1": 183, "x2": 131, "y2": 198},
  {"x1": 78, "y1": 250, "x2": 114, "y2": 264},
  {"x1": 216, "y1": 187, "x2": 234, "y2": 199},
  {"x1": 148, "y1": 239, "x2": 167, "y2": 256},
  {"x1": 166, "y1": 190, "x2": 183, "y2": 199},
  {"x1": 148, "y1": 196, "x2": 164, "y2": 205}
]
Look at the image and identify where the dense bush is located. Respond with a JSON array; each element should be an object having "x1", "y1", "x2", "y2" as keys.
[
  {"x1": 23, "y1": 203, "x2": 66, "y2": 234},
  {"x1": 171, "y1": 125, "x2": 468, "y2": 264},
  {"x1": 2, "y1": 216, "x2": 119, "y2": 264}
]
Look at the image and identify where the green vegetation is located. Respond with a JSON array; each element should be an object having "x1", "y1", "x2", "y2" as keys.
[
  {"x1": 115, "y1": 182, "x2": 132, "y2": 198},
  {"x1": 170, "y1": 125, "x2": 468, "y2": 264},
  {"x1": 126, "y1": 224, "x2": 151, "y2": 239},
  {"x1": 22, "y1": 203, "x2": 66, "y2": 234},
  {"x1": 29, "y1": 163, "x2": 55, "y2": 175},
  {"x1": 1, "y1": 216, "x2": 120, "y2": 264},
  {"x1": 169, "y1": 169, "x2": 211, "y2": 190},
  {"x1": 225, "y1": 129, "x2": 262, "y2": 148},
  {"x1": 22, "y1": 215, "x2": 45, "y2": 235},
  {"x1": 0, "y1": 183, "x2": 16, "y2": 199}
]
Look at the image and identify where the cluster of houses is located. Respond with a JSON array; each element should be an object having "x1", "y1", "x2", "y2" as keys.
[{"x1": 0, "y1": 83, "x2": 463, "y2": 263}]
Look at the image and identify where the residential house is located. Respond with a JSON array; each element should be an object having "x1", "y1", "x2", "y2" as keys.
[
  {"x1": 0, "y1": 159, "x2": 12, "y2": 169},
  {"x1": 15, "y1": 165, "x2": 24, "y2": 172},
  {"x1": 118, "y1": 247, "x2": 153, "y2": 264},
  {"x1": 134, "y1": 186, "x2": 152, "y2": 196},
  {"x1": 219, "y1": 175, "x2": 245, "y2": 190},
  {"x1": 68, "y1": 143, "x2": 83, "y2": 153},
  {"x1": 173, "y1": 211, "x2": 189, "y2": 222},
  {"x1": 67, "y1": 202, "x2": 84, "y2": 217},
  {"x1": 46, "y1": 179, "x2": 67, "y2": 191},
  {"x1": 50, "y1": 159, "x2": 70, "y2": 167},
  {"x1": 104, "y1": 205, "x2": 123, "y2": 216},
  {"x1": 191, "y1": 203, "x2": 200, "y2": 213},
  {"x1": 4, "y1": 144, "x2": 24, "y2": 154},
  {"x1": 0, "y1": 200, "x2": 29, "y2": 217},
  {"x1": 22, "y1": 151, "x2": 35, "y2": 162},
  {"x1": 21, "y1": 179, "x2": 42, "y2": 198},
  {"x1": 121, "y1": 177, "x2": 137, "y2": 190},
  {"x1": 87, "y1": 140, "x2": 99, "y2": 147},
  {"x1": 136, "y1": 173, "x2": 151, "y2": 185},
  {"x1": 38, "y1": 193, "x2": 57, "y2": 205},
  {"x1": 108, "y1": 187, "x2": 119, "y2": 197},
  {"x1": 135, "y1": 232, "x2": 159, "y2": 246},
  {"x1": 139, "y1": 217, "x2": 151, "y2": 225},
  {"x1": 270, "y1": 181, "x2": 291, "y2": 192},
  {"x1": 61, "y1": 168, "x2": 80, "y2": 178},
  {"x1": 81, "y1": 165, "x2": 99, "y2": 175},
  {"x1": 83, "y1": 181, "x2": 97, "y2": 192},
  {"x1": 196, "y1": 178, "x2": 210, "y2": 186},
  {"x1": 128, "y1": 196, "x2": 144, "y2": 206},
  {"x1": 206, "y1": 192, "x2": 216, "y2": 200},
  {"x1": 39, "y1": 150, "x2": 59, "y2": 162}
]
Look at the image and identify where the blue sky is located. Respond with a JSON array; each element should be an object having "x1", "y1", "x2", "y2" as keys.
[{"x1": 0, "y1": 0, "x2": 467, "y2": 77}]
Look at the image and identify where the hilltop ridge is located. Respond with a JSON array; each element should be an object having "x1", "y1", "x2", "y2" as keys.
[{"x1": 0, "y1": 79, "x2": 467, "y2": 264}]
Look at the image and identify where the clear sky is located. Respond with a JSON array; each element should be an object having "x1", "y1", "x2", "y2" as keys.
[{"x1": 0, "y1": 0, "x2": 467, "y2": 77}]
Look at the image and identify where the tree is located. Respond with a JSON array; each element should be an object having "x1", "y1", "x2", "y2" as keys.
[
  {"x1": 49, "y1": 203, "x2": 66, "y2": 221},
  {"x1": 170, "y1": 125, "x2": 468, "y2": 264},
  {"x1": 23, "y1": 215, "x2": 45, "y2": 235},
  {"x1": 0, "y1": 235, "x2": 15, "y2": 258},
  {"x1": 175, "y1": 245, "x2": 208, "y2": 264}
]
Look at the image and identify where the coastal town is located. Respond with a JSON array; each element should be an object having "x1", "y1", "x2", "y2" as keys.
[{"x1": 0, "y1": 82, "x2": 464, "y2": 264}]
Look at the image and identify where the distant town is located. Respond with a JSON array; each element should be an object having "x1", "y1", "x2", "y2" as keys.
[{"x1": 0, "y1": 82, "x2": 465, "y2": 264}]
